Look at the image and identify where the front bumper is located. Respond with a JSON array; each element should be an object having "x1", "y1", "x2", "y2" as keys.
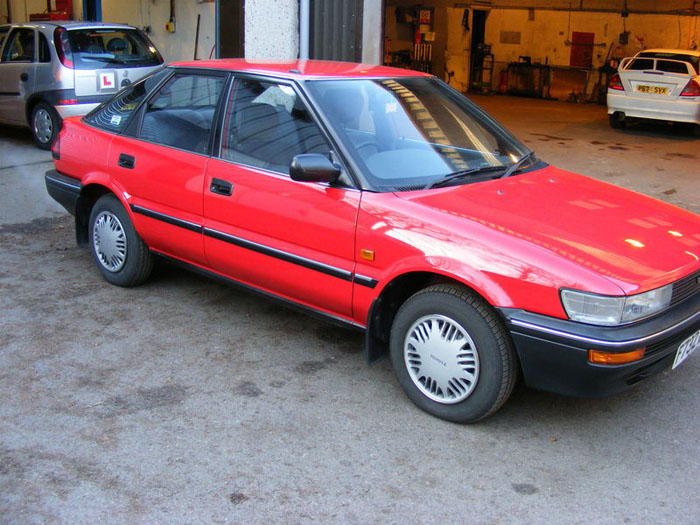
[
  {"x1": 499, "y1": 290, "x2": 700, "y2": 397},
  {"x1": 607, "y1": 91, "x2": 700, "y2": 124}
]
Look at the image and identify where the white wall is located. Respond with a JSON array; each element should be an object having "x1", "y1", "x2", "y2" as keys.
[{"x1": 244, "y1": 0, "x2": 298, "y2": 59}]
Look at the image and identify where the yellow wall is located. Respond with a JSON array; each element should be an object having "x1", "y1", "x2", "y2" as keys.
[{"x1": 1, "y1": 0, "x2": 216, "y2": 63}]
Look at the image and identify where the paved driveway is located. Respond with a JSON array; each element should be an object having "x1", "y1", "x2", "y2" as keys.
[{"x1": 1, "y1": 99, "x2": 698, "y2": 523}]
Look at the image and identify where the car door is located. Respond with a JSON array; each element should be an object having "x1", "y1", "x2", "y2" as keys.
[
  {"x1": 203, "y1": 76, "x2": 359, "y2": 320},
  {"x1": 107, "y1": 70, "x2": 228, "y2": 267},
  {"x1": 0, "y1": 27, "x2": 36, "y2": 124}
]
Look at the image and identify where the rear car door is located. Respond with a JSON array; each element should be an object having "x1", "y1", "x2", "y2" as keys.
[
  {"x1": 107, "y1": 70, "x2": 228, "y2": 267},
  {"x1": 0, "y1": 27, "x2": 36, "y2": 124},
  {"x1": 203, "y1": 77, "x2": 359, "y2": 320}
]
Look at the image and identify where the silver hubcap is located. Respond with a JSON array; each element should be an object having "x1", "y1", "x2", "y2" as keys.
[
  {"x1": 33, "y1": 108, "x2": 53, "y2": 143},
  {"x1": 404, "y1": 314, "x2": 480, "y2": 404},
  {"x1": 93, "y1": 211, "x2": 127, "y2": 272}
]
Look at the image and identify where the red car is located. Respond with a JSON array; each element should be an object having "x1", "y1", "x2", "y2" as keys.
[{"x1": 45, "y1": 59, "x2": 700, "y2": 422}]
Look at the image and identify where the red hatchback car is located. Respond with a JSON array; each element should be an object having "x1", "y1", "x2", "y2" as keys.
[{"x1": 46, "y1": 60, "x2": 700, "y2": 422}]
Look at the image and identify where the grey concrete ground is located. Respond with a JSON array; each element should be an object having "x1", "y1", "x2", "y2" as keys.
[{"x1": 1, "y1": 97, "x2": 699, "y2": 524}]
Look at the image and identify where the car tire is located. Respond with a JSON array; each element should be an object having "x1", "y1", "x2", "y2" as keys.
[
  {"x1": 389, "y1": 284, "x2": 518, "y2": 423},
  {"x1": 89, "y1": 195, "x2": 153, "y2": 287},
  {"x1": 609, "y1": 112, "x2": 626, "y2": 129},
  {"x1": 31, "y1": 102, "x2": 61, "y2": 150}
]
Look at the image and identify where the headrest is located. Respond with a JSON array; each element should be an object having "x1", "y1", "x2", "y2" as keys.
[
  {"x1": 236, "y1": 103, "x2": 280, "y2": 142},
  {"x1": 322, "y1": 88, "x2": 364, "y2": 128}
]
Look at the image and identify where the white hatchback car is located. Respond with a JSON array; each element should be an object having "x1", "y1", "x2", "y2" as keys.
[{"x1": 607, "y1": 48, "x2": 700, "y2": 134}]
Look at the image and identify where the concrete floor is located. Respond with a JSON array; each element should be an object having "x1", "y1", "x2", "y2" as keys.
[{"x1": 1, "y1": 96, "x2": 699, "y2": 524}]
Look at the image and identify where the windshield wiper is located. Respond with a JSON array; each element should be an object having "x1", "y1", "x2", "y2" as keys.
[
  {"x1": 500, "y1": 150, "x2": 535, "y2": 178},
  {"x1": 428, "y1": 165, "x2": 506, "y2": 189}
]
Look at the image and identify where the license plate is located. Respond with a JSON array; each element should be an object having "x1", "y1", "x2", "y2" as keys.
[
  {"x1": 672, "y1": 329, "x2": 700, "y2": 370},
  {"x1": 636, "y1": 84, "x2": 668, "y2": 95}
]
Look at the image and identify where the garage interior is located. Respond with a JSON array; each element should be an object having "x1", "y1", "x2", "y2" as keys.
[{"x1": 383, "y1": 1, "x2": 700, "y2": 102}]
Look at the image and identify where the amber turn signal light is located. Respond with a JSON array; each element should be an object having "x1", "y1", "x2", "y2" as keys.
[{"x1": 588, "y1": 348, "x2": 645, "y2": 365}]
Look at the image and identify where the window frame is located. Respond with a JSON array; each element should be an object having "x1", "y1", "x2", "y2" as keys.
[
  {"x1": 214, "y1": 72, "x2": 359, "y2": 189},
  {"x1": 131, "y1": 68, "x2": 231, "y2": 156}
]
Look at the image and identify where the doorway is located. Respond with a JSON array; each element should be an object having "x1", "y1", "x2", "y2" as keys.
[{"x1": 83, "y1": 0, "x2": 101, "y2": 21}]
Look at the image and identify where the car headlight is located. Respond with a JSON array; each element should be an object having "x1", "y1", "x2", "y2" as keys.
[{"x1": 560, "y1": 285, "x2": 673, "y2": 326}]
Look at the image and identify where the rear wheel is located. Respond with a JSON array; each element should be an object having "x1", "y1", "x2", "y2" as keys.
[
  {"x1": 89, "y1": 195, "x2": 153, "y2": 287},
  {"x1": 390, "y1": 284, "x2": 518, "y2": 423},
  {"x1": 609, "y1": 112, "x2": 626, "y2": 129},
  {"x1": 31, "y1": 102, "x2": 61, "y2": 150}
]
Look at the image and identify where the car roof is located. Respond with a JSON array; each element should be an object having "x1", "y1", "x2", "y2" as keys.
[
  {"x1": 1, "y1": 21, "x2": 137, "y2": 31},
  {"x1": 635, "y1": 48, "x2": 700, "y2": 58},
  {"x1": 170, "y1": 59, "x2": 432, "y2": 80}
]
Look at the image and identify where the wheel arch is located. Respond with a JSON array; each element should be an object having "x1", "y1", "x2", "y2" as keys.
[
  {"x1": 75, "y1": 183, "x2": 119, "y2": 245},
  {"x1": 365, "y1": 270, "x2": 512, "y2": 365},
  {"x1": 25, "y1": 93, "x2": 52, "y2": 126}
]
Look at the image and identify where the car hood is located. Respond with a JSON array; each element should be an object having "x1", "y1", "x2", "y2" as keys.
[{"x1": 396, "y1": 165, "x2": 700, "y2": 295}]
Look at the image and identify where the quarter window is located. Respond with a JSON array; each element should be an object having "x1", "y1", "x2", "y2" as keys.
[
  {"x1": 140, "y1": 73, "x2": 226, "y2": 154},
  {"x1": 221, "y1": 78, "x2": 331, "y2": 173},
  {"x1": 38, "y1": 32, "x2": 50, "y2": 62},
  {"x1": 84, "y1": 67, "x2": 170, "y2": 133}
]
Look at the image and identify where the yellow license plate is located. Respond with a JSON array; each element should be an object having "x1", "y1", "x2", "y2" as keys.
[{"x1": 636, "y1": 84, "x2": 669, "y2": 95}]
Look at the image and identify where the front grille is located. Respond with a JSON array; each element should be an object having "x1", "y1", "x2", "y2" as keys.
[
  {"x1": 671, "y1": 268, "x2": 700, "y2": 307},
  {"x1": 645, "y1": 324, "x2": 699, "y2": 358}
]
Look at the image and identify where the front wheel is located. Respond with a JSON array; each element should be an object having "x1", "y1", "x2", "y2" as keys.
[
  {"x1": 89, "y1": 195, "x2": 153, "y2": 287},
  {"x1": 390, "y1": 285, "x2": 518, "y2": 423},
  {"x1": 31, "y1": 102, "x2": 61, "y2": 150}
]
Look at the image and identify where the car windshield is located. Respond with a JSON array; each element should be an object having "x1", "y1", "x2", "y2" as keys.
[
  {"x1": 67, "y1": 28, "x2": 162, "y2": 70},
  {"x1": 305, "y1": 77, "x2": 531, "y2": 191}
]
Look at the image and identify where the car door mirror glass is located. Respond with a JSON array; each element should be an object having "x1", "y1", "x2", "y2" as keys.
[{"x1": 290, "y1": 154, "x2": 341, "y2": 183}]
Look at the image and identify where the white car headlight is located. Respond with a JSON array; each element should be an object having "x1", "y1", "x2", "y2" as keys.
[{"x1": 560, "y1": 285, "x2": 673, "y2": 326}]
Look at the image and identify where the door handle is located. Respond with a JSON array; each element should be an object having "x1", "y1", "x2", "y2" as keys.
[
  {"x1": 20, "y1": 72, "x2": 28, "y2": 82},
  {"x1": 210, "y1": 178, "x2": 233, "y2": 196},
  {"x1": 118, "y1": 153, "x2": 135, "y2": 169}
]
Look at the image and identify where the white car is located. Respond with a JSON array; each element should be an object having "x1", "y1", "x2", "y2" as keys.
[{"x1": 607, "y1": 48, "x2": 700, "y2": 134}]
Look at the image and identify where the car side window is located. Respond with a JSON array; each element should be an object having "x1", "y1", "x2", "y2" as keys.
[
  {"x1": 221, "y1": 78, "x2": 331, "y2": 173},
  {"x1": 140, "y1": 73, "x2": 226, "y2": 154},
  {"x1": 1, "y1": 28, "x2": 35, "y2": 62},
  {"x1": 38, "y1": 32, "x2": 50, "y2": 63},
  {"x1": 84, "y1": 67, "x2": 170, "y2": 133}
]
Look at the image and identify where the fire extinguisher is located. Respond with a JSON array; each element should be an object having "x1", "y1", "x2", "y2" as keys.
[{"x1": 499, "y1": 70, "x2": 508, "y2": 93}]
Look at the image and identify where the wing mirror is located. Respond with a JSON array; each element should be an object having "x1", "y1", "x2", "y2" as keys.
[{"x1": 289, "y1": 154, "x2": 341, "y2": 183}]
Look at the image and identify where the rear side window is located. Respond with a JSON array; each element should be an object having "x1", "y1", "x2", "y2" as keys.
[
  {"x1": 84, "y1": 67, "x2": 170, "y2": 132},
  {"x1": 66, "y1": 28, "x2": 163, "y2": 70},
  {"x1": 139, "y1": 73, "x2": 226, "y2": 154},
  {"x1": 1, "y1": 27, "x2": 35, "y2": 62}
]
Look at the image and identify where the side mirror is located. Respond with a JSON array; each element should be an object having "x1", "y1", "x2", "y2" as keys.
[{"x1": 289, "y1": 154, "x2": 341, "y2": 183}]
